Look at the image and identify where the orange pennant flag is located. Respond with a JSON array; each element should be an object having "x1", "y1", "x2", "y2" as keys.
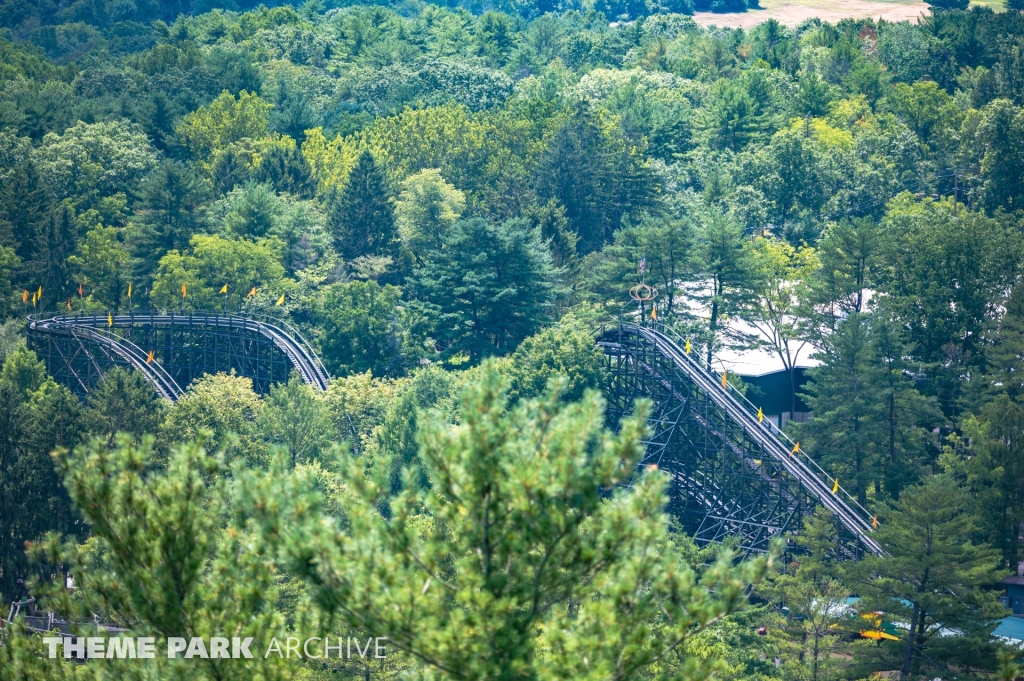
[
  {"x1": 721, "y1": 372, "x2": 728, "y2": 388},
  {"x1": 22, "y1": 290, "x2": 27, "y2": 304},
  {"x1": 650, "y1": 306, "x2": 657, "y2": 321},
  {"x1": 78, "y1": 282, "x2": 83, "y2": 297},
  {"x1": 66, "y1": 298, "x2": 72, "y2": 311},
  {"x1": 146, "y1": 350, "x2": 154, "y2": 363},
  {"x1": 872, "y1": 515, "x2": 878, "y2": 529},
  {"x1": 247, "y1": 286, "x2": 258, "y2": 298},
  {"x1": 790, "y1": 442, "x2": 800, "y2": 457},
  {"x1": 181, "y1": 283, "x2": 187, "y2": 298}
]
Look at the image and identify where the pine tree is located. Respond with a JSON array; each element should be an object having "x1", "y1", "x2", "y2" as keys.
[
  {"x1": 252, "y1": 143, "x2": 315, "y2": 198},
  {"x1": 0, "y1": 159, "x2": 51, "y2": 288},
  {"x1": 130, "y1": 161, "x2": 210, "y2": 284},
  {"x1": 536, "y1": 103, "x2": 659, "y2": 255},
  {"x1": 869, "y1": 308, "x2": 941, "y2": 500},
  {"x1": 985, "y1": 280, "x2": 1024, "y2": 403},
  {"x1": 80, "y1": 367, "x2": 165, "y2": 444},
  {"x1": 855, "y1": 476, "x2": 1004, "y2": 680},
  {"x1": 797, "y1": 313, "x2": 881, "y2": 507},
  {"x1": 767, "y1": 512, "x2": 850, "y2": 681},
  {"x1": 328, "y1": 150, "x2": 399, "y2": 263},
  {"x1": 42, "y1": 203, "x2": 76, "y2": 309},
  {"x1": 412, "y1": 217, "x2": 557, "y2": 361},
  {"x1": 806, "y1": 217, "x2": 883, "y2": 339},
  {"x1": 694, "y1": 209, "x2": 760, "y2": 367},
  {"x1": 236, "y1": 365, "x2": 773, "y2": 680}
]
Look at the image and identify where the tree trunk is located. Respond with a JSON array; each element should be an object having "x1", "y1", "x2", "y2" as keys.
[
  {"x1": 707, "y1": 297, "x2": 719, "y2": 369},
  {"x1": 900, "y1": 602, "x2": 919, "y2": 680}
]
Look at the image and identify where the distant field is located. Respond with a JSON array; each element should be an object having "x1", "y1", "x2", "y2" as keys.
[{"x1": 692, "y1": 0, "x2": 1001, "y2": 28}]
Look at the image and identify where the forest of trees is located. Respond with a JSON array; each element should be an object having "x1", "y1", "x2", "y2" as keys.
[{"x1": 4, "y1": 0, "x2": 1024, "y2": 678}]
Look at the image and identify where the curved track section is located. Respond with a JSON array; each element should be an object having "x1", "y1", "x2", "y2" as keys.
[
  {"x1": 28, "y1": 312, "x2": 330, "y2": 399},
  {"x1": 598, "y1": 321, "x2": 881, "y2": 557}
]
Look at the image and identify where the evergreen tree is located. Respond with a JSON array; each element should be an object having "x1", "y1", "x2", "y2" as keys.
[
  {"x1": 237, "y1": 365, "x2": 772, "y2": 680},
  {"x1": 80, "y1": 367, "x2": 165, "y2": 444},
  {"x1": 525, "y1": 199, "x2": 578, "y2": 273},
  {"x1": 536, "y1": 103, "x2": 659, "y2": 255},
  {"x1": 412, "y1": 217, "x2": 557, "y2": 361},
  {"x1": 268, "y1": 74, "x2": 321, "y2": 143},
  {"x1": 870, "y1": 308, "x2": 941, "y2": 500},
  {"x1": 767, "y1": 512, "x2": 850, "y2": 681},
  {"x1": 694, "y1": 209, "x2": 760, "y2": 367},
  {"x1": 327, "y1": 150, "x2": 399, "y2": 263},
  {"x1": 984, "y1": 280, "x2": 1024, "y2": 403},
  {"x1": 806, "y1": 217, "x2": 883, "y2": 338},
  {"x1": 0, "y1": 159, "x2": 50, "y2": 287},
  {"x1": 130, "y1": 161, "x2": 210, "y2": 284},
  {"x1": 42, "y1": 203, "x2": 76, "y2": 309},
  {"x1": 797, "y1": 313, "x2": 880, "y2": 507},
  {"x1": 0, "y1": 349, "x2": 78, "y2": 602},
  {"x1": 854, "y1": 476, "x2": 1004, "y2": 680},
  {"x1": 586, "y1": 213, "x2": 696, "y2": 319},
  {"x1": 252, "y1": 143, "x2": 315, "y2": 198}
]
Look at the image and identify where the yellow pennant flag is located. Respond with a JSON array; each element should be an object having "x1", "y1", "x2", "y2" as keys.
[
  {"x1": 31, "y1": 292, "x2": 37, "y2": 306},
  {"x1": 790, "y1": 442, "x2": 800, "y2": 457},
  {"x1": 276, "y1": 294, "x2": 285, "y2": 306},
  {"x1": 832, "y1": 478, "x2": 839, "y2": 494},
  {"x1": 127, "y1": 282, "x2": 133, "y2": 298},
  {"x1": 146, "y1": 350, "x2": 154, "y2": 363},
  {"x1": 757, "y1": 407, "x2": 764, "y2": 423},
  {"x1": 872, "y1": 515, "x2": 878, "y2": 529},
  {"x1": 721, "y1": 372, "x2": 728, "y2": 388},
  {"x1": 181, "y1": 283, "x2": 187, "y2": 299},
  {"x1": 685, "y1": 338, "x2": 691, "y2": 354},
  {"x1": 247, "y1": 286, "x2": 258, "y2": 298},
  {"x1": 37, "y1": 286, "x2": 41, "y2": 299},
  {"x1": 108, "y1": 312, "x2": 113, "y2": 327},
  {"x1": 650, "y1": 306, "x2": 657, "y2": 321},
  {"x1": 22, "y1": 290, "x2": 27, "y2": 304},
  {"x1": 220, "y1": 283, "x2": 228, "y2": 294}
]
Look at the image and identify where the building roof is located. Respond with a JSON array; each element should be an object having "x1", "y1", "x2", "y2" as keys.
[
  {"x1": 1002, "y1": 576, "x2": 1024, "y2": 586},
  {"x1": 994, "y1": 615, "x2": 1024, "y2": 641}
]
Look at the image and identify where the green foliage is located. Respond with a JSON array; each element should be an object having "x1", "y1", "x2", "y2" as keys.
[
  {"x1": 259, "y1": 372, "x2": 337, "y2": 465},
  {"x1": 853, "y1": 476, "x2": 1005, "y2": 679},
  {"x1": 327, "y1": 150, "x2": 398, "y2": 263},
  {"x1": 161, "y1": 372, "x2": 266, "y2": 466},
  {"x1": 315, "y1": 280, "x2": 415, "y2": 378},
  {"x1": 29, "y1": 434, "x2": 286, "y2": 681},
  {"x1": 177, "y1": 89, "x2": 272, "y2": 160},
  {"x1": 34, "y1": 119, "x2": 157, "y2": 210},
  {"x1": 80, "y1": 367, "x2": 164, "y2": 444},
  {"x1": 395, "y1": 167, "x2": 466, "y2": 266},
  {"x1": 150, "y1": 233, "x2": 290, "y2": 311},
  {"x1": 506, "y1": 315, "x2": 606, "y2": 402},
  {"x1": 412, "y1": 217, "x2": 557, "y2": 361},
  {"x1": 0, "y1": 348, "x2": 78, "y2": 602},
  {"x1": 238, "y1": 364, "x2": 774, "y2": 679}
]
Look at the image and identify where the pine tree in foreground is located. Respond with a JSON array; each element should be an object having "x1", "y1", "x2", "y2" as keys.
[{"x1": 238, "y1": 364, "x2": 775, "y2": 680}]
